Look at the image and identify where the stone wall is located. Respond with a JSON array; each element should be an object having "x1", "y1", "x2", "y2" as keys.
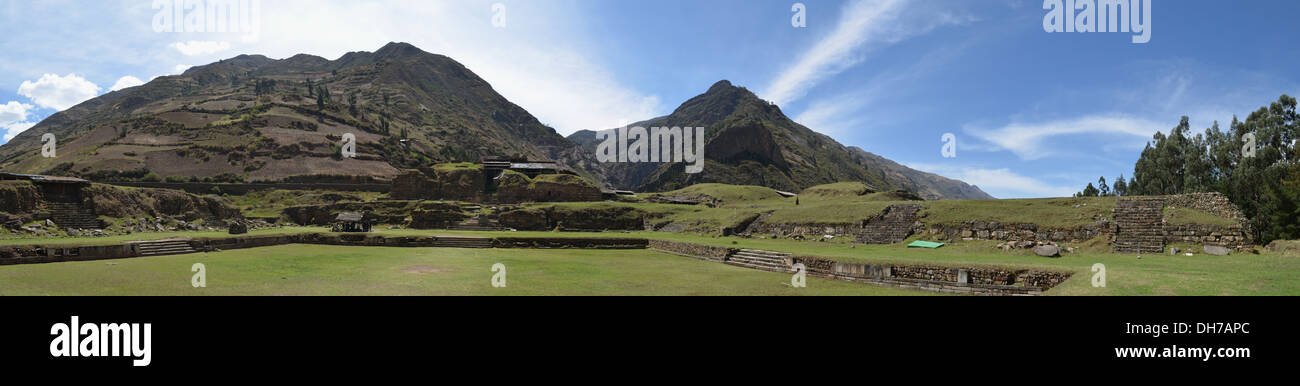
[
  {"x1": 1164, "y1": 224, "x2": 1250, "y2": 247},
  {"x1": 1162, "y1": 192, "x2": 1251, "y2": 247},
  {"x1": 281, "y1": 201, "x2": 465, "y2": 226},
  {"x1": 497, "y1": 206, "x2": 646, "y2": 231},
  {"x1": 789, "y1": 255, "x2": 1071, "y2": 295},
  {"x1": 746, "y1": 222, "x2": 863, "y2": 240},
  {"x1": 744, "y1": 205, "x2": 924, "y2": 244},
  {"x1": 109, "y1": 181, "x2": 391, "y2": 195},
  {"x1": 493, "y1": 237, "x2": 647, "y2": 249},
  {"x1": 924, "y1": 222, "x2": 1110, "y2": 243},
  {"x1": 648, "y1": 240, "x2": 735, "y2": 262},
  {"x1": 390, "y1": 168, "x2": 602, "y2": 204}
]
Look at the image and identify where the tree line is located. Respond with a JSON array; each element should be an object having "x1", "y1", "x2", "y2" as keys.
[{"x1": 1075, "y1": 95, "x2": 1299, "y2": 243}]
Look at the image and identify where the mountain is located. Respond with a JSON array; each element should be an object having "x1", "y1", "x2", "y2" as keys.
[
  {"x1": 0, "y1": 43, "x2": 989, "y2": 199},
  {"x1": 0, "y1": 42, "x2": 604, "y2": 183},
  {"x1": 568, "y1": 80, "x2": 993, "y2": 200}
]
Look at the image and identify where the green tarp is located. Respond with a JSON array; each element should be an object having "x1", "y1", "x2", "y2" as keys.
[{"x1": 907, "y1": 240, "x2": 945, "y2": 249}]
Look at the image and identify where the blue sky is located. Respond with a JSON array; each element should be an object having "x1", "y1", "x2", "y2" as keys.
[{"x1": 2, "y1": 0, "x2": 1297, "y2": 198}]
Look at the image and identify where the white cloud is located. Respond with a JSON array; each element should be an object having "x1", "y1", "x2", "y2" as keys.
[
  {"x1": 2, "y1": 121, "x2": 36, "y2": 142},
  {"x1": 965, "y1": 115, "x2": 1163, "y2": 161},
  {"x1": 173, "y1": 64, "x2": 194, "y2": 74},
  {"x1": 170, "y1": 40, "x2": 232, "y2": 56},
  {"x1": 907, "y1": 163, "x2": 1079, "y2": 199},
  {"x1": 16, "y1": 73, "x2": 101, "y2": 111},
  {"x1": 109, "y1": 75, "x2": 145, "y2": 91},
  {"x1": 0, "y1": 101, "x2": 38, "y2": 141},
  {"x1": 0, "y1": 101, "x2": 34, "y2": 124}
]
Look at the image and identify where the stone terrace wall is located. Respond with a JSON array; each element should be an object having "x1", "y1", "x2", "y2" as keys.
[
  {"x1": 110, "y1": 182, "x2": 391, "y2": 195},
  {"x1": 790, "y1": 255, "x2": 1071, "y2": 295},
  {"x1": 648, "y1": 240, "x2": 735, "y2": 262},
  {"x1": 924, "y1": 222, "x2": 1110, "y2": 243},
  {"x1": 493, "y1": 237, "x2": 647, "y2": 249},
  {"x1": 0, "y1": 234, "x2": 647, "y2": 264},
  {"x1": 1163, "y1": 192, "x2": 1252, "y2": 247},
  {"x1": 1165, "y1": 192, "x2": 1247, "y2": 221},
  {"x1": 1165, "y1": 224, "x2": 1251, "y2": 247},
  {"x1": 746, "y1": 222, "x2": 863, "y2": 239}
]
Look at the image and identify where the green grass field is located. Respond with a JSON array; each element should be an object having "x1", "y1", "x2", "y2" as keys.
[
  {"x1": 2, "y1": 227, "x2": 1297, "y2": 295},
  {"x1": 0, "y1": 245, "x2": 925, "y2": 296},
  {"x1": 1, "y1": 181, "x2": 1290, "y2": 296}
]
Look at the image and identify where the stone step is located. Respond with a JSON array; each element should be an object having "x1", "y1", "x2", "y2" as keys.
[
  {"x1": 432, "y1": 237, "x2": 494, "y2": 248},
  {"x1": 724, "y1": 260, "x2": 793, "y2": 273},
  {"x1": 134, "y1": 240, "x2": 198, "y2": 256},
  {"x1": 732, "y1": 251, "x2": 789, "y2": 260}
]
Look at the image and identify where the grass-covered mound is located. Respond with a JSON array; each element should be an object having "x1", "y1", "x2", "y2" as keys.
[
  {"x1": 646, "y1": 183, "x2": 786, "y2": 204},
  {"x1": 800, "y1": 182, "x2": 875, "y2": 197},
  {"x1": 918, "y1": 197, "x2": 1117, "y2": 228}
]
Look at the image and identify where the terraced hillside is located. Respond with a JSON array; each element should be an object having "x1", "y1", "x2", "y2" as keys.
[{"x1": 0, "y1": 42, "x2": 603, "y2": 183}]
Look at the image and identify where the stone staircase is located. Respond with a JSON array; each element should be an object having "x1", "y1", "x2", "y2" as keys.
[
  {"x1": 725, "y1": 249, "x2": 793, "y2": 273},
  {"x1": 432, "y1": 236, "x2": 494, "y2": 248},
  {"x1": 1113, "y1": 197, "x2": 1166, "y2": 254},
  {"x1": 47, "y1": 201, "x2": 102, "y2": 229},
  {"x1": 133, "y1": 239, "x2": 198, "y2": 257},
  {"x1": 448, "y1": 217, "x2": 506, "y2": 231},
  {"x1": 856, "y1": 204, "x2": 922, "y2": 244}
]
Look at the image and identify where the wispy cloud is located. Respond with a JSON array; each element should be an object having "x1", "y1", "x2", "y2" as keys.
[
  {"x1": 762, "y1": 0, "x2": 973, "y2": 106},
  {"x1": 965, "y1": 115, "x2": 1163, "y2": 161},
  {"x1": 793, "y1": 36, "x2": 977, "y2": 137},
  {"x1": 763, "y1": 0, "x2": 908, "y2": 106},
  {"x1": 907, "y1": 162, "x2": 1079, "y2": 198}
]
